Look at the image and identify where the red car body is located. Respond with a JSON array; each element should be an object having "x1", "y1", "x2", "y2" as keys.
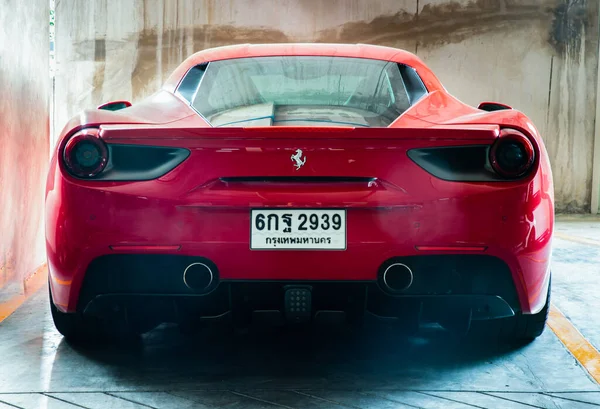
[{"x1": 46, "y1": 44, "x2": 553, "y2": 339}]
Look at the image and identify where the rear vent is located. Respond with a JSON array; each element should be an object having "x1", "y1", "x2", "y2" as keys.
[{"x1": 220, "y1": 177, "x2": 377, "y2": 184}]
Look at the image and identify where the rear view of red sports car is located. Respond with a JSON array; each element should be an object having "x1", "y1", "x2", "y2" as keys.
[{"x1": 46, "y1": 43, "x2": 553, "y2": 342}]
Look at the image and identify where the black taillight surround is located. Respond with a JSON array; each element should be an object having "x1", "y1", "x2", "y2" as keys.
[
  {"x1": 407, "y1": 128, "x2": 537, "y2": 182},
  {"x1": 62, "y1": 129, "x2": 190, "y2": 181}
]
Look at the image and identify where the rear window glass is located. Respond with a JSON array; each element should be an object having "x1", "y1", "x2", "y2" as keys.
[{"x1": 185, "y1": 56, "x2": 425, "y2": 128}]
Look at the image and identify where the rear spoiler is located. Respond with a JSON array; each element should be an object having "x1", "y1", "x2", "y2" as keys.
[{"x1": 98, "y1": 125, "x2": 501, "y2": 142}]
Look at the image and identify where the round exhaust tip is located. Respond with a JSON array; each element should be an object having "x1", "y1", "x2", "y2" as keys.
[
  {"x1": 382, "y1": 263, "x2": 414, "y2": 293},
  {"x1": 183, "y1": 262, "x2": 214, "y2": 292}
]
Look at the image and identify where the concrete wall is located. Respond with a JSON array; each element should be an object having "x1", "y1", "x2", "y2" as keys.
[
  {"x1": 54, "y1": 0, "x2": 600, "y2": 212},
  {"x1": 0, "y1": 1, "x2": 50, "y2": 289}
]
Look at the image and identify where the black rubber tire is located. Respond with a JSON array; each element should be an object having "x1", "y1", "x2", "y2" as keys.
[
  {"x1": 470, "y1": 277, "x2": 551, "y2": 343},
  {"x1": 49, "y1": 286, "x2": 93, "y2": 342},
  {"x1": 50, "y1": 286, "x2": 146, "y2": 344}
]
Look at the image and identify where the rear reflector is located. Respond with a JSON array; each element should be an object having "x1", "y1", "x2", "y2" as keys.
[
  {"x1": 109, "y1": 245, "x2": 181, "y2": 252},
  {"x1": 416, "y1": 246, "x2": 487, "y2": 252}
]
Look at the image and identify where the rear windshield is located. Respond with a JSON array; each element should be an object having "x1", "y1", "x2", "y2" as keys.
[{"x1": 185, "y1": 56, "x2": 425, "y2": 128}]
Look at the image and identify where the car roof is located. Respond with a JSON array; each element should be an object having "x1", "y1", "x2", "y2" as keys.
[{"x1": 163, "y1": 43, "x2": 445, "y2": 93}]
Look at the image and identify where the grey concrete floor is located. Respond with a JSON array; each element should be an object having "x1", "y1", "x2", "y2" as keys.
[{"x1": 0, "y1": 218, "x2": 599, "y2": 408}]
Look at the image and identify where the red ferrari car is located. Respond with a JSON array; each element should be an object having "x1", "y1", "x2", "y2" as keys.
[{"x1": 46, "y1": 43, "x2": 554, "y2": 342}]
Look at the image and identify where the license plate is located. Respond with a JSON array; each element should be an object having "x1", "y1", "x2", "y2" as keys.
[{"x1": 251, "y1": 209, "x2": 347, "y2": 250}]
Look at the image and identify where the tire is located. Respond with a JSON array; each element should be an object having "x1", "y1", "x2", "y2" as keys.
[
  {"x1": 506, "y1": 277, "x2": 551, "y2": 342},
  {"x1": 50, "y1": 287, "x2": 150, "y2": 344},
  {"x1": 470, "y1": 277, "x2": 551, "y2": 343},
  {"x1": 49, "y1": 286, "x2": 94, "y2": 342}
]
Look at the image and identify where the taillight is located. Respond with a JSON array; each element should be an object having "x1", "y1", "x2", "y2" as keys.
[
  {"x1": 489, "y1": 129, "x2": 535, "y2": 178},
  {"x1": 63, "y1": 128, "x2": 108, "y2": 178}
]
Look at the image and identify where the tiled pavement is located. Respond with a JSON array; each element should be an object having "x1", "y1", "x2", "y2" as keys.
[{"x1": 1, "y1": 390, "x2": 600, "y2": 408}]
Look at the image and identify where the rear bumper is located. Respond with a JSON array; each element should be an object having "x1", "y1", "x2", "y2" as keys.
[{"x1": 45, "y1": 162, "x2": 553, "y2": 315}]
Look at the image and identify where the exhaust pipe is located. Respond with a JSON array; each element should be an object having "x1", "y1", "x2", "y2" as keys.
[
  {"x1": 382, "y1": 263, "x2": 414, "y2": 293},
  {"x1": 183, "y1": 262, "x2": 214, "y2": 292}
]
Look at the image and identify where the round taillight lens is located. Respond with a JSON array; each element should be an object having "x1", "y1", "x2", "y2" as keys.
[
  {"x1": 63, "y1": 129, "x2": 108, "y2": 178},
  {"x1": 490, "y1": 129, "x2": 535, "y2": 178}
]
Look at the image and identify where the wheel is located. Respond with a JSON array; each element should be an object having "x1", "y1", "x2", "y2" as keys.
[
  {"x1": 50, "y1": 286, "x2": 148, "y2": 344},
  {"x1": 469, "y1": 276, "x2": 551, "y2": 343},
  {"x1": 503, "y1": 277, "x2": 551, "y2": 342},
  {"x1": 49, "y1": 286, "x2": 93, "y2": 341}
]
